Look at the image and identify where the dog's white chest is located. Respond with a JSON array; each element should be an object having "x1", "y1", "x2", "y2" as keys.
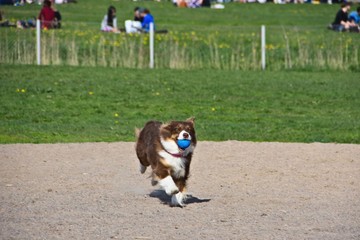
[{"x1": 159, "y1": 151, "x2": 186, "y2": 178}]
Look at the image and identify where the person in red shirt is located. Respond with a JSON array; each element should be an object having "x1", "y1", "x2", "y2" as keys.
[{"x1": 38, "y1": 0, "x2": 55, "y2": 29}]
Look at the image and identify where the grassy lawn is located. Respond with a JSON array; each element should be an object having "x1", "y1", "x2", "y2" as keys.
[
  {"x1": 1, "y1": 1, "x2": 359, "y2": 143},
  {"x1": 0, "y1": 1, "x2": 345, "y2": 28},
  {"x1": 1, "y1": 64, "x2": 359, "y2": 143},
  {"x1": 1, "y1": 1, "x2": 360, "y2": 70}
]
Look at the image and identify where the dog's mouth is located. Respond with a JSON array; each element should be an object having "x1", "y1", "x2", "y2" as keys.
[{"x1": 176, "y1": 130, "x2": 191, "y2": 150}]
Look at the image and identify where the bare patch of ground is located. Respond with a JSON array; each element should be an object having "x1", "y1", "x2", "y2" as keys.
[{"x1": 0, "y1": 141, "x2": 359, "y2": 239}]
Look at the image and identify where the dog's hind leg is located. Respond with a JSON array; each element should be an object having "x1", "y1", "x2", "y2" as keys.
[
  {"x1": 139, "y1": 163, "x2": 147, "y2": 174},
  {"x1": 137, "y1": 157, "x2": 149, "y2": 174},
  {"x1": 135, "y1": 146, "x2": 149, "y2": 174}
]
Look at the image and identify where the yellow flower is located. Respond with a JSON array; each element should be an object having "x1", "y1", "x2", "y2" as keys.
[
  {"x1": 266, "y1": 44, "x2": 275, "y2": 50},
  {"x1": 211, "y1": 107, "x2": 216, "y2": 112},
  {"x1": 16, "y1": 88, "x2": 26, "y2": 93},
  {"x1": 88, "y1": 91, "x2": 94, "y2": 95},
  {"x1": 114, "y1": 113, "x2": 119, "y2": 117}
]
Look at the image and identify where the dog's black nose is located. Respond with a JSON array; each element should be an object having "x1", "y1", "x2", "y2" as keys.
[{"x1": 183, "y1": 132, "x2": 189, "y2": 139}]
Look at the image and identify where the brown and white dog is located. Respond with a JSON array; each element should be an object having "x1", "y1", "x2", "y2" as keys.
[{"x1": 135, "y1": 117, "x2": 196, "y2": 207}]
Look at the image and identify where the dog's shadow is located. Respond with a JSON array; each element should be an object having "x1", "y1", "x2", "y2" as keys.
[{"x1": 149, "y1": 190, "x2": 211, "y2": 207}]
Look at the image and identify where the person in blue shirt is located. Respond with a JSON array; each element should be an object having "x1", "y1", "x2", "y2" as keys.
[
  {"x1": 348, "y1": 7, "x2": 360, "y2": 25},
  {"x1": 140, "y1": 9, "x2": 155, "y2": 32}
]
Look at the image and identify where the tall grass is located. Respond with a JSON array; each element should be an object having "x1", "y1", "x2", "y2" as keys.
[
  {"x1": 1, "y1": 2, "x2": 359, "y2": 70},
  {"x1": 1, "y1": 25, "x2": 359, "y2": 70}
]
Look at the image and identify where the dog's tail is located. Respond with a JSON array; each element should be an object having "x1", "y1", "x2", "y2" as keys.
[{"x1": 135, "y1": 127, "x2": 142, "y2": 139}]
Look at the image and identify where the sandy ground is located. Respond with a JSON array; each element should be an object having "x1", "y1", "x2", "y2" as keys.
[{"x1": 0, "y1": 141, "x2": 359, "y2": 240}]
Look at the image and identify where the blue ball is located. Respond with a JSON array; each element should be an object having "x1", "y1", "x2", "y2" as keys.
[{"x1": 177, "y1": 139, "x2": 191, "y2": 149}]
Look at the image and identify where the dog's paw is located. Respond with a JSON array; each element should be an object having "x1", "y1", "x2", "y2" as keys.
[
  {"x1": 151, "y1": 178, "x2": 158, "y2": 186},
  {"x1": 139, "y1": 164, "x2": 147, "y2": 174},
  {"x1": 171, "y1": 192, "x2": 187, "y2": 207}
]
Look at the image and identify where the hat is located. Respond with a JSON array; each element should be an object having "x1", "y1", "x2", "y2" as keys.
[{"x1": 135, "y1": 7, "x2": 145, "y2": 13}]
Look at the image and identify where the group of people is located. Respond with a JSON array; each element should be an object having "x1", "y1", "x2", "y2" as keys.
[
  {"x1": 100, "y1": 6, "x2": 155, "y2": 34},
  {"x1": 331, "y1": 3, "x2": 360, "y2": 32},
  {"x1": 0, "y1": 0, "x2": 61, "y2": 29},
  {"x1": 172, "y1": 0, "x2": 211, "y2": 8},
  {"x1": 12, "y1": 0, "x2": 76, "y2": 6}
]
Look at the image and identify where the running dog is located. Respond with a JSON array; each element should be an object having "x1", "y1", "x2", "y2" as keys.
[{"x1": 135, "y1": 117, "x2": 196, "y2": 207}]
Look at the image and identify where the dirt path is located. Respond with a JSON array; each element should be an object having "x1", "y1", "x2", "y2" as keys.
[{"x1": 1, "y1": 141, "x2": 359, "y2": 239}]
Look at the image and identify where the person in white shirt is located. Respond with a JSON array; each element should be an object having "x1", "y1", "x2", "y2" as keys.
[{"x1": 125, "y1": 6, "x2": 143, "y2": 34}]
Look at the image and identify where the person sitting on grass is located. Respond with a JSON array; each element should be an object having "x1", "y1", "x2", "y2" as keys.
[
  {"x1": 348, "y1": 6, "x2": 360, "y2": 26},
  {"x1": 140, "y1": 8, "x2": 155, "y2": 33},
  {"x1": 38, "y1": 0, "x2": 55, "y2": 29},
  {"x1": 101, "y1": 5, "x2": 120, "y2": 33},
  {"x1": 331, "y1": 3, "x2": 357, "y2": 32},
  {"x1": 124, "y1": 7, "x2": 144, "y2": 34}
]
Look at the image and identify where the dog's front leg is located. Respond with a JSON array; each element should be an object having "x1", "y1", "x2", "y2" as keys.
[
  {"x1": 171, "y1": 178, "x2": 187, "y2": 207},
  {"x1": 158, "y1": 175, "x2": 179, "y2": 196}
]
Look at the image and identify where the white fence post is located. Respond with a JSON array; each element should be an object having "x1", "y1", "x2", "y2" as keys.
[
  {"x1": 261, "y1": 25, "x2": 266, "y2": 70},
  {"x1": 36, "y1": 19, "x2": 41, "y2": 65},
  {"x1": 149, "y1": 22, "x2": 154, "y2": 69}
]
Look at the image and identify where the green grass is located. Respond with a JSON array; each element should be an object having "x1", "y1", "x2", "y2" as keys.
[
  {"x1": 1, "y1": 64, "x2": 359, "y2": 143},
  {"x1": 1, "y1": 2, "x2": 359, "y2": 70},
  {"x1": 0, "y1": 1, "x2": 347, "y2": 29},
  {"x1": 1, "y1": 1, "x2": 359, "y2": 144}
]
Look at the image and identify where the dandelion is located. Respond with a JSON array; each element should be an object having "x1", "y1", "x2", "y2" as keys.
[
  {"x1": 211, "y1": 107, "x2": 216, "y2": 112},
  {"x1": 113, "y1": 41, "x2": 121, "y2": 47},
  {"x1": 88, "y1": 91, "x2": 94, "y2": 95},
  {"x1": 114, "y1": 113, "x2": 119, "y2": 117},
  {"x1": 266, "y1": 44, "x2": 275, "y2": 50},
  {"x1": 16, "y1": 88, "x2": 26, "y2": 93},
  {"x1": 219, "y1": 43, "x2": 230, "y2": 49}
]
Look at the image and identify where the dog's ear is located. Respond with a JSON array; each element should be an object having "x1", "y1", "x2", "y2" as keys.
[{"x1": 186, "y1": 117, "x2": 195, "y2": 125}]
